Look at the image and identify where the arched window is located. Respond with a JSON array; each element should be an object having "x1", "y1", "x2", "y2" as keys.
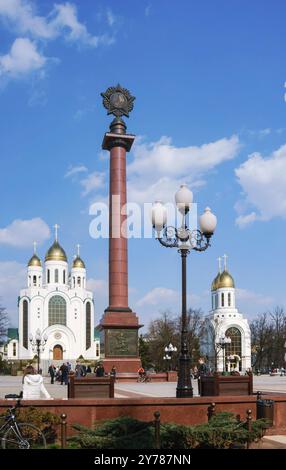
[
  {"x1": 77, "y1": 277, "x2": 81, "y2": 287},
  {"x1": 48, "y1": 295, "x2": 66, "y2": 326},
  {"x1": 96, "y1": 343, "x2": 100, "y2": 357},
  {"x1": 86, "y1": 302, "x2": 91, "y2": 350},
  {"x1": 33, "y1": 275, "x2": 37, "y2": 286},
  {"x1": 228, "y1": 292, "x2": 231, "y2": 307},
  {"x1": 63, "y1": 270, "x2": 66, "y2": 284},
  {"x1": 221, "y1": 293, "x2": 224, "y2": 307},
  {"x1": 47, "y1": 269, "x2": 50, "y2": 284},
  {"x1": 55, "y1": 269, "x2": 59, "y2": 283},
  {"x1": 13, "y1": 342, "x2": 17, "y2": 357},
  {"x1": 73, "y1": 277, "x2": 75, "y2": 288},
  {"x1": 215, "y1": 294, "x2": 218, "y2": 309},
  {"x1": 23, "y1": 300, "x2": 28, "y2": 349},
  {"x1": 225, "y1": 327, "x2": 242, "y2": 371}
]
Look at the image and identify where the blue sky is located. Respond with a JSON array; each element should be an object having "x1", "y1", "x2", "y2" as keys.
[{"x1": 1, "y1": 0, "x2": 286, "y2": 328}]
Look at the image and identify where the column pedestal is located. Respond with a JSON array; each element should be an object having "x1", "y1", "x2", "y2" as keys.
[{"x1": 99, "y1": 310, "x2": 142, "y2": 373}]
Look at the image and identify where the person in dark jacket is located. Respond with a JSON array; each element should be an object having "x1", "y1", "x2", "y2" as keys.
[
  {"x1": 48, "y1": 364, "x2": 56, "y2": 384},
  {"x1": 95, "y1": 364, "x2": 105, "y2": 377},
  {"x1": 197, "y1": 357, "x2": 208, "y2": 395},
  {"x1": 60, "y1": 363, "x2": 69, "y2": 385}
]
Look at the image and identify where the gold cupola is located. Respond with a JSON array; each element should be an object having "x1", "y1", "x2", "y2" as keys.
[
  {"x1": 28, "y1": 254, "x2": 42, "y2": 267},
  {"x1": 28, "y1": 242, "x2": 42, "y2": 267},
  {"x1": 73, "y1": 256, "x2": 85, "y2": 269},
  {"x1": 211, "y1": 272, "x2": 220, "y2": 291},
  {"x1": 217, "y1": 270, "x2": 235, "y2": 289},
  {"x1": 45, "y1": 224, "x2": 67, "y2": 262},
  {"x1": 72, "y1": 244, "x2": 85, "y2": 268},
  {"x1": 211, "y1": 254, "x2": 235, "y2": 290},
  {"x1": 45, "y1": 241, "x2": 67, "y2": 262}
]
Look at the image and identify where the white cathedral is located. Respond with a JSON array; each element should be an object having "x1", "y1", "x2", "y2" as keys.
[
  {"x1": 6, "y1": 228, "x2": 100, "y2": 371},
  {"x1": 201, "y1": 256, "x2": 251, "y2": 373}
]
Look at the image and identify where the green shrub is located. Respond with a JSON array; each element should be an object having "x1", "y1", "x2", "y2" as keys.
[
  {"x1": 15, "y1": 407, "x2": 61, "y2": 443},
  {"x1": 70, "y1": 416, "x2": 154, "y2": 449},
  {"x1": 70, "y1": 412, "x2": 270, "y2": 449}
]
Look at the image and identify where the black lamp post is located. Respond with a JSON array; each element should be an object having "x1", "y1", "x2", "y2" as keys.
[
  {"x1": 29, "y1": 329, "x2": 48, "y2": 373},
  {"x1": 151, "y1": 184, "x2": 217, "y2": 398},
  {"x1": 216, "y1": 336, "x2": 231, "y2": 372}
]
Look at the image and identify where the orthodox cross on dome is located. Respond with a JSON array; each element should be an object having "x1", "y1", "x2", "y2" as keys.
[
  {"x1": 101, "y1": 84, "x2": 135, "y2": 118},
  {"x1": 223, "y1": 254, "x2": 228, "y2": 271},
  {"x1": 54, "y1": 224, "x2": 60, "y2": 242},
  {"x1": 33, "y1": 241, "x2": 37, "y2": 254},
  {"x1": 217, "y1": 256, "x2": 222, "y2": 273},
  {"x1": 76, "y1": 244, "x2": 80, "y2": 257}
]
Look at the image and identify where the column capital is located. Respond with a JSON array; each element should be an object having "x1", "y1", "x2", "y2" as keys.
[{"x1": 102, "y1": 132, "x2": 135, "y2": 152}]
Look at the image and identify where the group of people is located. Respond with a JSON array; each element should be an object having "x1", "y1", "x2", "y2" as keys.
[
  {"x1": 47, "y1": 362, "x2": 116, "y2": 382},
  {"x1": 48, "y1": 362, "x2": 71, "y2": 385}
]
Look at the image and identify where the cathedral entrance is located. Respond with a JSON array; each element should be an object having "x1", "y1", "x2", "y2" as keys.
[{"x1": 53, "y1": 344, "x2": 63, "y2": 360}]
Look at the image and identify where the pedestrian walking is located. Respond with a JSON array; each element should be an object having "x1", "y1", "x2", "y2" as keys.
[{"x1": 48, "y1": 364, "x2": 56, "y2": 384}]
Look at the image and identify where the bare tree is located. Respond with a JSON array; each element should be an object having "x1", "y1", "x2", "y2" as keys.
[
  {"x1": 145, "y1": 311, "x2": 177, "y2": 371},
  {"x1": 0, "y1": 303, "x2": 8, "y2": 344},
  {"x1": 250, "y1": 307, "x2": 286, "y2": 370},
  {"x1": 200, "y1": 316, "x2": 225, "y2": 371},
  {"x1": 250, "y1": 312, "x2": 271, "y2": 369},
  {"x1": 145, "y1": 309, "x2": 204, "y2": 371}
]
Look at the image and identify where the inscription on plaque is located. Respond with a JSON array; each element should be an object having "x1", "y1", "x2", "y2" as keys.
[{"x1": 106, "y1": 329, "x2": 138, "y2": 357}]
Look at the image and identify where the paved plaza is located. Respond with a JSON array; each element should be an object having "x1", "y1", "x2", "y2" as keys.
[
  {"x1": 0, "y1": 374, "x2": 285, "y2": 449},
  {"x1": 0, "y1": 374, "x2": 285, "y2": 399}
]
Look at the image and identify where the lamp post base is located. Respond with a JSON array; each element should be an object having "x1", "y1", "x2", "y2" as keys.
[
  {"x1": 176, "y1": 387, "x2": 193, "y2": 398},
  {"x1": 176, "y1": 355, "x2": 193, "y2": 398}
]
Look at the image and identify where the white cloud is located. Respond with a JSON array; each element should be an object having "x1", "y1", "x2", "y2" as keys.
[
  {"x1": 0, "y1": 261, "x2": 26, "y2": 326},
  {"x1": 0, "y1": 218, "x2": 50, "y2": 247},
  {"x1": 51, "y1": 2, "x2": 110, "y2": 47},
  {"x1": 0, "y1": 1, "x2": 114, "y2": 81},
  {"x1": 71, "y1": 134, "x2": 239, "y2": 208},
  {"x1": 65, "y1": 165, "x2": 88, "y2": 179},
  {"x1": 106, "y1": 8, "x2": 115, "y2": 27},
  {"x1": 126, "y1": 134, "x2": 240, "y2": 204},
  {"x1": 0, "y1": 37, "x2": 46, "y2": 77},
  {"x1": 235, "y1": 212, "x2": 257, "y2": 229},
  {"x1": 235, "y1": 144, "x2": 286, "y2": 227},
  {"x1": 136, "y1": 286, "x2": 200, "y2": 308},
  {"x1": 80, "y1": 171, "x2": 106, "y2": 196},
  {"x1": 137, "y1": 287, "x2": 179, "y2": 307},
  {"x1": 236, "y1": 288, "x2": 273, "y2": 305},
  {"x1": 247, "y1": 128, "x2": 271, "y2": 138},
  {"x1": 86, "y1": 278, "x2": 107, "y2": 297},
  {"x1": 0, "y1": 0, "x2": 53, "y2": 38},
  {"x1": 0, "y1": 0, "x2": 114, "y2": 46}
]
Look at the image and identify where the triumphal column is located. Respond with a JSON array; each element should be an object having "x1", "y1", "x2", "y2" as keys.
[{"x1": 98, "y1": 85, "x2": 141, "y2": 373}]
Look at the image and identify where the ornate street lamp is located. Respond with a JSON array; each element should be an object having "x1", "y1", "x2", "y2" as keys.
[
  {"x1": 29, "y1": 329, "x2": 48, "y2": 373},
  {"x1": 163, "y1": 343, "x2": 177, "y2": 371},
  {"x1": 151, "y1": 184, "x2": 217, "y2": 397},
  {"x1": 216, "y1": 336, "x2": 231, "y2": 373}
]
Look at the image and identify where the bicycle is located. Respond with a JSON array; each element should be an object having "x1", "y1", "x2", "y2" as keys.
[
  {"x1": 137, "y1": 373, "x2": 151, "y2": 383},
  {"x1": 0, "y1": 393, "x2": 46, "y2": 449}
]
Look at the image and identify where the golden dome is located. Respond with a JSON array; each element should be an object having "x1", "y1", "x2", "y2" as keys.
[
  {"x1": 217, "y1": 270, "x2": 235, "y2": 289},
  {"x1": 73, "y1": 255, "x2": 85, "y2": 269},
  {"x1": 28, "y1": 254, "x2": 42, "y2": 267},
  {"x1": 45, "y1": 241, "x2": 67, "y2": 262},
  {"x1": 211, "y1": 273, "x2": 220, "y2": 291}
]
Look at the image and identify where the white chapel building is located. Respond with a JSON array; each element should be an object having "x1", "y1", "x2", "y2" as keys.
[
  {"x1": 7, "y1": 229, "x2": 100, "y2": 371},
  {"x1": 201, "y1": 256, "x2": 251, "y2": 373}
]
